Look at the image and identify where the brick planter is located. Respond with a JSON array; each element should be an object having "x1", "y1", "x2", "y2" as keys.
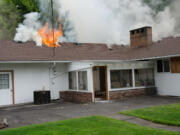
[
  {"x1": 109, "y1": 87, "x2": 157, "y2": 100},
  {"x1": 60, "y1": 91, "x2": 92, "y2": 103}
]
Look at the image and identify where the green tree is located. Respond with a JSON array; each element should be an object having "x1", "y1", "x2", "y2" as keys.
[
  {"x1": 0, "y1": 0, "x2": 21, "y2": 40},
  {"x1": 3, "y1": 0, "x2": 39, "y2": 14},
  {"x1": 0, "y1": 0, "x2": 39, "y2": 40}
]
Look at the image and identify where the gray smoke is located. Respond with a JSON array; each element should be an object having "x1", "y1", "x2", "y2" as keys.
[{"x1": 14, "y1": 0, "x2": 180, "y2": 45}]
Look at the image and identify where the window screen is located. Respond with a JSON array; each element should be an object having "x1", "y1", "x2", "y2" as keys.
[
  {"x1": 69, "y1": 72, "x2": 77, "y2": 90},
  {"x1": 135, "y1": 69, "x2": 154, "y2": 87},
  {"x1": 78, "y1": 71, "x2": 88, "y2": 90},
  {"x1": 0, "y1": 74, "x2": 10, "y2": 89}
]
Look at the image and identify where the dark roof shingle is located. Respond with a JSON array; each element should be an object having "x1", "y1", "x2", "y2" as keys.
[{"x1": 0, "y1": 37, "x2": 180, "y2": 61}]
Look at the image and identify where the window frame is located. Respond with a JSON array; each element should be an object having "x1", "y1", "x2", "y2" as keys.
[
  {"x1": 68, "y1": 70, "x2": 88, "y2": 91},
  {"x1": 78, "y1": 71, "x2": 88, "y2": 91},
  {"x1": 0, "y1": 72, "x2": 12, "y2": 91},
  {"x1": 68, "y1": 71, "x2": 77, "y2": 90},
  {"x1": 110, "y1": 69, "x2": 133, "y2": 89},
  {"x1": 157, "y1": 59, "x2": 171, "y2": 73},
  {"x1": 134, "y1": 68, "x2": 155, "y2": 87}
]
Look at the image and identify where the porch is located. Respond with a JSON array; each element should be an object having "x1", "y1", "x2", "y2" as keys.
[{"x1": 60, "y1": 61, "x2": 156, "y2": 103}]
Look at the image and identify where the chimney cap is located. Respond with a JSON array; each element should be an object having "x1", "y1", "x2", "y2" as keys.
[{"x1": 130, "y1": 26, "x2": 152, "y2": 32}]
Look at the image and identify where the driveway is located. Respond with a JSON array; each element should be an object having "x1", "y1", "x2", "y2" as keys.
[{"x1": 0, "y1": 96, "x2": 180, "y2": 129}]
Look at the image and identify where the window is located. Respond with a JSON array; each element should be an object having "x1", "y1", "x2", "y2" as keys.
[
  {"x1": 135, "y1": 69, "x2": 154, "y2": 87},
  {"x1": 157, "y1": 60, "x2": 163, "y2": 72},
  {"x1": 157, "y1": 59, "x2": 170, "y2": 73},
  {"x1": 0, "y1": 73, "x2": 10, "y2": 89},
  {"x1": 110, "y1": 70, "x2": 132, "y2": 89},
  {"x1": 164, "y1": 60, "x2": 170, "y2": 72},
  {"x1": 68, "y1": 71, "x2": 88, "y2": 91},
  {"x1": 78, "y1": 71, "x2": 88, "y2": 90},
  {"x1": 69, "y1": 72, "x2": 77, "y2": 90}
]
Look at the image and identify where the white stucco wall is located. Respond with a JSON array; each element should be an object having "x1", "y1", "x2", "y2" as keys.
[
  {"x1": 0, "y1": 60, "x2": 157, "y2": 106},
  {"x1": 154, "y1": 61, "x2": 180, "y2": 96},
  {"x1": 0, "y1": 63, "x2": 68, "y2": 105}
]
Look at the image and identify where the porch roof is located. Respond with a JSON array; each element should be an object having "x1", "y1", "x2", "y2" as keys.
[{"x1": 0, "y1": 37, "x2": 180, "y2": 62}]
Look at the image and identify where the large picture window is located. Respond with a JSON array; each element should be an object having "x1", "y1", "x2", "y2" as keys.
[
  {"x1": 110, "y1": 70, "x2": 132, "y2": 89},
  {"x1": 69, "y1": 72, "x2": 77, "y2": 90},
  {"x1": 0, "y1": 73, "x2": 10, "y2": 89},
  {"x1": 78, "y1": 71, "x2": 88, "y2": 90},
  {"x1": 135, "y1": 69, "x2": 154, "y2": 87}
]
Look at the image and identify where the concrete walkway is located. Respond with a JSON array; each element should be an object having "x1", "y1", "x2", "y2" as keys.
[
  {"x1": 0, "y1": 96, "x2": 180, "y2": 132},
  {"x1": 105, "y1": 114, "x2": 180, "y2": 132}
]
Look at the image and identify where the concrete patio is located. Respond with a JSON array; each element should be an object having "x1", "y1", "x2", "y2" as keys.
[{"x1": 0, "y1": 96, "x2": 180, "y2": 131}]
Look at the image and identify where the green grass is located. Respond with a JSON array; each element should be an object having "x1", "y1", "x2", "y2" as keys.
[
  {"x1": 0, "y1": 116, "x2": 179, "y2": 135},
  {"x1": 120, "y1": 103, "x2": 180, "y2": 126}
]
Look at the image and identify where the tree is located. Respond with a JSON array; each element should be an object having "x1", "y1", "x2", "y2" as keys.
[
  {"x1": 3, "y1": 0, "x2": 39, "y2": 14},
  {"x1": 0, "y1": 0, "x2": 21, "y2": 40},
  {"x1": 0, "y1": 0, "x2": 39, "y2": 40}
]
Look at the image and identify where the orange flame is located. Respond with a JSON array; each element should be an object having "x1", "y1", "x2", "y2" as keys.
[{"x1": 38, "y1": 23, "x2": 63, "y2": 47}]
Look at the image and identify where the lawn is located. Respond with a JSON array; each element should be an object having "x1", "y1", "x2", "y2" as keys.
[
  {"x1": 0, "y1": 116, "x2": 180, "y2": 135},
  {"x1": 120, "y1": 103, "x2": 180, "y2": 126}
]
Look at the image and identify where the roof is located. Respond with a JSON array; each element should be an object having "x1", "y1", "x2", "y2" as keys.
[{"x1": 0, "y1": 37, "x2": 180, "y2": 62}]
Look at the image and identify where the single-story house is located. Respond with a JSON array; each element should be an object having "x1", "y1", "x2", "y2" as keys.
[{"x1": 0, "y1": 26, "x2": 180, "y2": 106}]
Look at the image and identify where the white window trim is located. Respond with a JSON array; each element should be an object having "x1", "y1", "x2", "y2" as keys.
[
  {"x1": 110, "y1": 69, "x2": 133, "y2": 90},
  {"x1": 109, "y1": 68, "x2": 155, "y2": 91},
  {"x1": 0, "y1": 72, "x2": 12, "y2": 91},
  {"x1": 110, "y1": 86, "x2": 155, "y2": 91},
  {"x1": 68, "y1": 71, "x2": 78, "y2": 91},
  {"x1": 68, "y1": 70, "x2": 88, "y2": 91},
  {"x1": 157, "y1": 59, "x2": 171, "y2": 73},
  {"x1": 134, "y1": 68, "x2": 155, "y2": 87}
]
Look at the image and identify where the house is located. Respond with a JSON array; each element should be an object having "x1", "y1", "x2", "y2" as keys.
[{"x1": 0, "y1": 26, "x2": 180, "y2": 106}]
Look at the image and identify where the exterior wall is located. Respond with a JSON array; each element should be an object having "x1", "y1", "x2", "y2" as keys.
[
  {"x1": 60, "y1": 91, "x2": 92, "y2": 103},
  {"x1": 154, "y1": 60, "x2": 180, "y2": 96},
  {"x1": 0, "y1": 63, "x2": 68, "y2": 106}
]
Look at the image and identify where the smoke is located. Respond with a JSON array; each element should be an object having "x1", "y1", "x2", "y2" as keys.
[
  {"x1": 14, "y1": 0, "x2": 180, "y2": 45},
  {"x1": 14, "y1": 12, "x2": 42, "y2": 46}
]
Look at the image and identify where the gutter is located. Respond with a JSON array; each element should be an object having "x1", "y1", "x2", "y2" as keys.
[
  {"x1": 0, "y1": 61, "x2": 71, "y2": 64},
  {"x1": 77, "y1": 54, "x2": 180, "y2": 62}
]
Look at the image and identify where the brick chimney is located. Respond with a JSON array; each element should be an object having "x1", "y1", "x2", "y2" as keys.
[{"x1": 130, "y1": 26, "x2": 152, "y2": 48}]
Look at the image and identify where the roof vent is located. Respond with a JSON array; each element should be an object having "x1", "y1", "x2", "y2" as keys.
[
  {"x1": 74, "y1": 42, "x2": 80, "y2": 45},
  {"x1": 107, "y1": 44, "x2": 113, "y2": 50}
]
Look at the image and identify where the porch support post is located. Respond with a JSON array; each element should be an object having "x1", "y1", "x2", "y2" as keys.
[{"x1": 132, "y1": 69, "x2": 135, "y2": 88}]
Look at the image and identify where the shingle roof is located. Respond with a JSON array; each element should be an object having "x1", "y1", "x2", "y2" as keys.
[{"x1": 0, "y1": 37, "x2": 180, "y2": 62}]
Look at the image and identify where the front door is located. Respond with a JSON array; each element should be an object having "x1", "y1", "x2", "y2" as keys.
[
  {"x1": 0, "y1": 71, "x2": 14, "y2": 106},
  {"x1": 93, "y1": 66, "x2": 108, "y2": 101}
]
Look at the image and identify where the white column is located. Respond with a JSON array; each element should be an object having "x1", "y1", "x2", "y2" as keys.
[
  {"x1": 132, "y1": 68, "x2": 136, "y2": 88},
  {"x1": 76, "y1": 71, "x2": 79, "y2": 91}
]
